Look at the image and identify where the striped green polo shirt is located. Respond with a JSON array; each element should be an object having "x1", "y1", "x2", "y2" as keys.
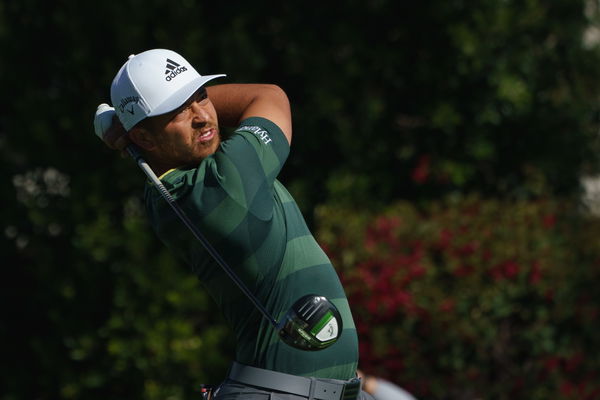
[{"x1": 144, "y1": 117, "x2": 358, "y2": 380}]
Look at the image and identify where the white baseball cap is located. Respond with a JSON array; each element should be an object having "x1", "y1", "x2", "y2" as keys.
[{"x1": 110, "y1": 49, "x2": 226, "y2": 131}]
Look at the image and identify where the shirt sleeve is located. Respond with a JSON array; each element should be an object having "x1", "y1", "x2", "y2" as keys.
[
  {"x1": 202, "y1": 116, "x2": 290, "y2": 221},
  {"x1": 223, "y1": 116, "x2": 290, "y2": 180}
]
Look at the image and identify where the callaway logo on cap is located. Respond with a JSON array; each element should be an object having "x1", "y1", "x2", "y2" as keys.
[{"x1": 110, "y1": 48, "x2": 226, "y2": 131}]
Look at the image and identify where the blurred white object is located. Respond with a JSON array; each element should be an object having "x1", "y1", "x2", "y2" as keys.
[
  {"x1": 94, "y1": 103, "x2": 115, "y2": 139},
  {"x1": 371, "y1": 379, "x2": 417, "y2": 400},
  {"x1": 581, "y1": 175, "x2": 600, "y2": 216}
]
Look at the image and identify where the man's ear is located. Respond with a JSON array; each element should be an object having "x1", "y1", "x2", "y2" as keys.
[{"x1": 128, "y1": 125, "x2": 157, "y2": 151}]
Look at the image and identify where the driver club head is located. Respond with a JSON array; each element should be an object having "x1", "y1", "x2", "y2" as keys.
[{"x1": 277, "y1": 294, "x2": 343, "y2": 351}]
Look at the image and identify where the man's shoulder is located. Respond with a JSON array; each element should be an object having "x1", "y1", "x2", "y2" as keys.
[
  {"x1": 234, "y1": 117, "x2": 287, "y2": 145},
  {"x1": 143, "y1": 167, "x2": 199, "y2": 208}
]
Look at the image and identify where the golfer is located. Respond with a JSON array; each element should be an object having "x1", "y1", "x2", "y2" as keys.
[{"x1": 95, "y1": 48, "x2": 373, "y2": 400}]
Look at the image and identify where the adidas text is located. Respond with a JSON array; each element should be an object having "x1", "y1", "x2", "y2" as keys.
[{"x1": 165, "y1": 66, "x2": 188, "y2": 81}]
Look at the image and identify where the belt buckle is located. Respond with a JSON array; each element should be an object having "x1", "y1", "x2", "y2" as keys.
[{"x1": 341, "y1": 377, "x2": 361, "y2": 400}]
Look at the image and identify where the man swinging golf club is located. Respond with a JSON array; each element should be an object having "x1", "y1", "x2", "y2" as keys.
[{"x1": 94, "y1": 48, "x2": 374, "y2": 400}]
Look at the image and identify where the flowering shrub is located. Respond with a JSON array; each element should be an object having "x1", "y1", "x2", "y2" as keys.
[{"x1": 316, "y1": 195, "x2": 600, "y2": 400}]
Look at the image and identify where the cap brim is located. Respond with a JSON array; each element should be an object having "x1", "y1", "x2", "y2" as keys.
[{"x1": 148, "y1": 74, "x2": 226, "y2": 117}]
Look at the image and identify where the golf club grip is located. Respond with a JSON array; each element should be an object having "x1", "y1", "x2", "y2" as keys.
[{"x1": 125, "y1": 145, "x2": 278, "y2": 327}]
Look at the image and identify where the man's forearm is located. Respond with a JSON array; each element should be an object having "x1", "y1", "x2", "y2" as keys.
[
  {"x1": 206, "y1": 84, "x2": 273, "y2": 126},
  {"x1": 206, "y1": 83, "x2": 292, "y2": 144},
  {"x1": 206, "y1": 84, "x2": 256, "y2": 127}
]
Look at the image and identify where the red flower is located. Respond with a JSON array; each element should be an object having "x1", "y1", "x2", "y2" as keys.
[
  {"x1": 359, "y1": 341, "x2": 374, "y2": 367},
  {"x1": 456, "y1": 241, "x2": 479, "y2": 256},
  {"x1": 411, "y1": 155, "x2": 431, "y2": 184},
  {"x1": 453, "y1": 265, "x2": 474, "y2": 277},
  {"x1": 365, "y1": 216, "x2": 402, "y2": 249},
  {"x1": 565, "y1": 352, "x2": 584, "y2": 373},
  {"x1": 543, "y1": 214, "x2": 556, "y2": 229},
  {"x1": 409, "y1": 265, "x2": 426, "y2": 279},
  {"x1": 503, "y1": 260, "x2": 519, "y2": 280},
  {"x1": 383, "y1": 357, "x2": 404, "y2": 372},
  {"x1": 560, "y1": 381, "x2": 575, "y2": 397},
  {"x1": 437, "y1": 229, "x2": 453, "y2": 250},
  {"x1": 529, "y1": 261, "x2": 542, "y2": 285},
  {"x1": 395, "y1": 290, "x2": 412, "y2": 308},
  {"x1": 489, "y1": 260, "x2": 520, "y2": 281},
  {"x1": 543, "y1": 356, "x2": 561, "y2": 373},
  {"x1": 482, "y1": 249, "x2": 493, "y2": 261},
  {"x1": 439, "y1": 298, "x2": 455, "y2": 313}
]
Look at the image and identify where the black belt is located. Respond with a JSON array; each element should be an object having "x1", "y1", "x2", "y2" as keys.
[{"x1": 227, "y1": 362, "x2": 362, "y2": 400}]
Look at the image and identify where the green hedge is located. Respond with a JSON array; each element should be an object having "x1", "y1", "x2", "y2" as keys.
[
  {"x1": 316, "y1": 195, "x2": 600, "y2": 400},
  {"x1": 3, "y1": 195, "x2": 234, "y2": 400}
]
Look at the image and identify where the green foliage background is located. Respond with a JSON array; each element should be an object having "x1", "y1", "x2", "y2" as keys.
[{"x1": 2, "y1": 0, "x2": 600, "y2": 399}]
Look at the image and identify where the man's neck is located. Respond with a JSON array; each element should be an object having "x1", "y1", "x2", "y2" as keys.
[{"x1": 143, "y1": 153, "x2": 172, "y2": 178}]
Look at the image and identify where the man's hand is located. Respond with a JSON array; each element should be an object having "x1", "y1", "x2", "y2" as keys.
[{"x1": 94, "y1": 103, "x2": 130, "y2": 154}]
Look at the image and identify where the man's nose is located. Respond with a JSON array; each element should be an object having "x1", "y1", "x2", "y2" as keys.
[{"x1": 190, "y1": 102, "x2": 209, "y2": 123}]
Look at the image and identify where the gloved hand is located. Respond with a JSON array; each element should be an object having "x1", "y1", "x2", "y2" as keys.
[
  {"x1": 94, "y1": 103, "x2": 115, "y2": 140},
  {"x1": 93, "y1": 103, "x2": 129, "y2": 152}
]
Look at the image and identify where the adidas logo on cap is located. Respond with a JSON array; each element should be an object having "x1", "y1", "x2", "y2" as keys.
[{"x1": 164, "y1": 58, "x2": 188, "y2": 82}]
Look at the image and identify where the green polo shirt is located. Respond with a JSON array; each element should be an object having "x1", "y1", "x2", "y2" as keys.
[{"x1": 144, "y1": 117, "x2": 358, "y2": 380}]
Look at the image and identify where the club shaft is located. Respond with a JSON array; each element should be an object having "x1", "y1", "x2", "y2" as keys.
[{"x1": 127, "y1": 145, "x2": 278, "y2": 327}]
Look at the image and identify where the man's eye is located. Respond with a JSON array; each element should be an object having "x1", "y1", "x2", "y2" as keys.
[
  {"x1": 196, "y1": 89, "x2": 208, "y2": 102},
  {"x1": 171, "y1": 104, "x2": 190, "y2": 121}
]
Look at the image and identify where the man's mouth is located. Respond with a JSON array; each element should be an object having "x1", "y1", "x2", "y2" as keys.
[{"x1": 197, "y1": 128, "x2": 216, "y2": 143}]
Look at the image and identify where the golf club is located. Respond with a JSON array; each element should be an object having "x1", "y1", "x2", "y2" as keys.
[{"x1": 94, "y1": 104, "x2": 342, "y2": 351}]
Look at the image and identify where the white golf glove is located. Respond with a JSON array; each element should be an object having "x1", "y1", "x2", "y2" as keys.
[{"x1": 94, "y1": 103, "x2": 116, "y2": 140}]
